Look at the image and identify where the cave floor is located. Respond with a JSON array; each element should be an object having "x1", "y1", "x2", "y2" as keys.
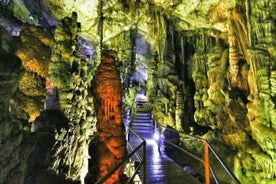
[{"x1": 128, "y1": 94, "x2": 200, "y2": 184}]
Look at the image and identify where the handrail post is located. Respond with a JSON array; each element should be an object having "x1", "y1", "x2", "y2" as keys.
[
  {"x1": 142, "y1": 141, "x2": 146, "y2": 184},
  {"x1": 158, "y1": 125, "x2": 161, "y2": 152},
  {"x1": 204, "y1": 141, "x2": 210, "y2": 184},
  {"x1": 126, "y1": 125, "x2": 130, "y2": 141}
]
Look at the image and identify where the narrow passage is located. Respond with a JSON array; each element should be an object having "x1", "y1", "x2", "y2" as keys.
[{"x1": 128, "y1": 94, "x2": 200, "y2": 184}]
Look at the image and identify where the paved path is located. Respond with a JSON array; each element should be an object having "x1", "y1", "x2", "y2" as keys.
[{"x1": 128, "y1": 94, "x2": 200, "y2": 184}]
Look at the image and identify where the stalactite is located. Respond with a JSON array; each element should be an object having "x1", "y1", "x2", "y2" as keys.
[
  {"x1": 231, "y1": 8, "x2": 250, "y2": 62},
  {"x1": 152, "y1": 9, "x2": 166, "y2": 64},
  {"x1": 179, "y1": 33, "x2": 185, "y2": 85},
  {"x1": 193, "y1": 53, "x2": 206, "y2": 112},
  {"x1": 175, "y1": 87, "x2": 183, "y2": 131},
  {"x1": 228, "y1": 21, "x2": 240, "y2": 83},
  {"x1": 245, "y1": 0, "x2": 252, "y2": 47}
]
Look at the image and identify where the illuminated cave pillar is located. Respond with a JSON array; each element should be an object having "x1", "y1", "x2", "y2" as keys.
[{"x1": 93, "y1": 50, "x2": 126, "y2": 183}]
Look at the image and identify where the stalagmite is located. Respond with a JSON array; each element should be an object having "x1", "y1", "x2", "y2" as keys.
[{"x1": 92, "y1": 50, "x2": 126, "y2": 184}]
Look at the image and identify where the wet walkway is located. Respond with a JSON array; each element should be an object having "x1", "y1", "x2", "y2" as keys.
[{"x1": 128, "y1": 94, "x2": 200, "y2": 184}]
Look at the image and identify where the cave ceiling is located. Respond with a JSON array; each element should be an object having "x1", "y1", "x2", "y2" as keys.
[{"x1": 1, "y1": 0, "x2": 236, "y2": 46}]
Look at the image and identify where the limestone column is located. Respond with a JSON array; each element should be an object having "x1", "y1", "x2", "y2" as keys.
[{"x1": 93, "y1": 50, "x2": 126, "y2": 183}]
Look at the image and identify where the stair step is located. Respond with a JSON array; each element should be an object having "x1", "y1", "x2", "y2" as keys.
[
  {"x1": 132, "y1": 123, "x2": 152, "y2": 127},
  {"x1": 131, "y1": 125, "x2": 153, "y2": 129},
  {"x1": 134, "y1": 114, "x2": 151, "y2": 117},
  {"x1": 131, "y1": 128, "x2": 152, "y2": 131},
  {"x1": 131, "y1": 130, "x2": 154, "y2": 134},
  {"x1": 135, "y1": 113, "x2": 151, "y2": 116},
  {"x1": 134, "y1": 116, "x2": 151, "y2": 119},
  {"x1": 132, "y1": 121, "x2": 152, "y2": 124},
  {"x1": 132, "y1": 124, "x2": 152, "y2": 127},
  {"x1": 136, "y1": 111, "x2": 151, "y2": 113},
  {"x1": 135, "y1": 112, "x2": 151, "y2": 115},
  {"x1": 134, "y1": 118, "x2": 151, "y2": 121},
  {"x1": 136, "y1": 107, "x2": 151, "y2": 110},
  {"x1": 133, "y1": 118, "x2": 152, "y2": 121},
  {"x1": 133, "y1": 122, "x2": 152, "y2": 126},
  {"x1": 133, "y1": 121, "x2": 152, "y2": 124},
  {"x1": 134, "y1": 116, "x2": 152, "y2": 120}
]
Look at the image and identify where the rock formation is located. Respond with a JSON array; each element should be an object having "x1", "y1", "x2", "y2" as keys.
[
  {"x1": 86, "y1": 50, "x2": 126, "y2": 183},
  {"x1": 15, "y1": 25, "x2": 52, "y2": 122},
  {"x1": 49, "y1": 12, "x2": 96, "y2": 182},
  {"x1": 0, "y1": 0, "x2": 275, "y2": 183}
]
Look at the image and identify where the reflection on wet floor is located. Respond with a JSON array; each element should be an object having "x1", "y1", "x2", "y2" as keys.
[{"x1": 128, "y1": 94, "x2": 200, "y2": 184}]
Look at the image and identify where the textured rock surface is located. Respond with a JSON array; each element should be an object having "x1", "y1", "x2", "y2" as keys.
[
  {"x1": 15, "y1": 25, "x2": 52, "y2": 122},
  {"x1": 49, "y1": 13, "x2": 97, "y2": 182},
  {"x1": 0, "y1": 0, "x2": 275, "y2": 183},
  {"x1": 0, "y1": 53, "x2": 76, "y2": 184},
  {"x1": 86, "y1": 51, "x2": 126, "y2": 183}
]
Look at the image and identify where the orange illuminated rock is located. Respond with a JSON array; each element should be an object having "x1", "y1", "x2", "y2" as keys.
[{"x1": 93, "y1": 50, "x2": 126, "y2": 183}]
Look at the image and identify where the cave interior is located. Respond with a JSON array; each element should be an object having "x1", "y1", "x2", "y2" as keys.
[{"x1": 0, "y1": 0, "x2": 276, "y2": 184}]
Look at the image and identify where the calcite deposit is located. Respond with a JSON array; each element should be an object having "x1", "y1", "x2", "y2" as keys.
[{"x1": 0, "y1": 0, "x2": 275, "y2": 183}]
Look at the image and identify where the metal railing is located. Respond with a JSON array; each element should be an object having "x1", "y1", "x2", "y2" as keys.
[
  {"x1": 95, "y1": 127, "x2": 146, "y2": 184},
  {"x1": 153, "y1": 119, "x2": 241, "y2": 184}
]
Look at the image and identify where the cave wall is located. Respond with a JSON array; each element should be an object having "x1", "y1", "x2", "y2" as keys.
[
  {"x1": 0, "y1": 52, "x2": 26, "y2": 184},
  {"x1": 154, "y1": 3, "x2": 275, "y2": 184},
  {"x1": 0, "y1": 5, "x2": 132, "y2": 182},
  {"x1": 0, "y1": 11, "x2": 98, "y2": 183},
  {"x1": 144, "y1": 1, "x2": 276, "y2": 183},
  {"x1": 48, "y1": 12, "x2": 97, "y2": 181},
  {"x1": 233, "y1": 1, "x2": 276, "y2": 182},
  {"x1": 0, "y1": 0, "x2": 275, "y2": 183},
  {"x1": 0, "y1": 52, "x2": 79, "y2": 184},
  {"x1": 14, "y1": 25, "x2": 52, "y2": 122}
]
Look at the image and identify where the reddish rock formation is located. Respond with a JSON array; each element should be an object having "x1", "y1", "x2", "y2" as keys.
[{"x1": 93, "y1": 50, "x2": 126, "y2": 183}]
